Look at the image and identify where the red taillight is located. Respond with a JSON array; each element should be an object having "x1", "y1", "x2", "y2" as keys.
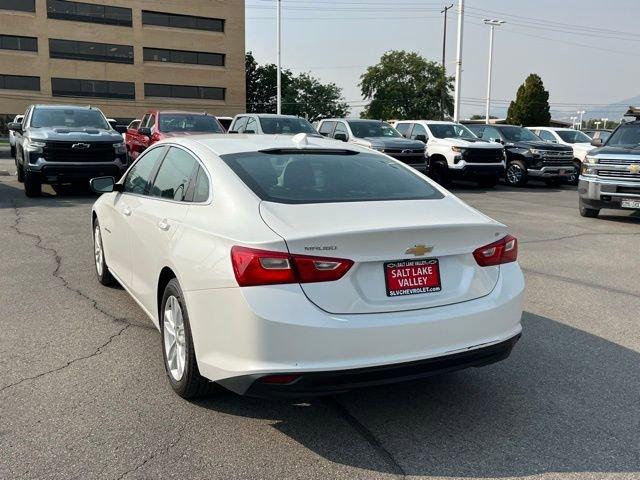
[
  {"x1": 473, "y1": 235, "x2": 518, "y2": 267},
  {"x1": 231, "y1": 246, "x2": 353, "y2": 287}
]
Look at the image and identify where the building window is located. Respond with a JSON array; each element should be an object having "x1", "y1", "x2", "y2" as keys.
[
  {"x1": 52, "y1": 78, "x2": 135, "y2": 99},
  {"x1": 49, "y1": 39, "x2": 133, "y2": 64},
  {"x1": 145, "y1": 83, "x2": 225, "y2": 101},
  {"x1": 0, "y1": 0, "x2": 35, "y2": 12},
  {"x1": 142, "y1": 10, "x2": 224, "y2": 33},
  {"x1": 143, "y1": 47, "x2": 224, "y2": 67},
  {"x1": 0, "y1": 35, "x2": 37, "y2": 52},
  {"x1": 47, "y1": 0, "x2": 132, "y2": 27},
  {"x1": 0, "y1": 74, "x2": 40, "y2": 91}
]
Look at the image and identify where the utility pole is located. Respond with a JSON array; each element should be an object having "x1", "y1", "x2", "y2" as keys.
[
  {"x1": 276, "y1": 0, "x2": 282, "y2": 114},
  {"x1": 440, "y1": 3, "x2": 454, "y2": 120},
  {"x1": 577, "y1": 110, "x2": 586, "y2": 130},
  {"x1": 483, "y1": 19, "x2": 505, "y2": 124},
  {"x1": 453, "y1": 0, "x2": 464, "y2": 122}
]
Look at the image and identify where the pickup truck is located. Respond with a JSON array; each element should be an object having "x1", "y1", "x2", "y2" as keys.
[
  {"x1": 125, "y1": 110, "x2": 224, "y2": 161},
  {"x1": 579, "y1": 120, "x2": 640, "y2": 217},
  {"x1": 9, "y1": 104, "x2": 127, "y2": 197},
  {"x1": 393, "y1": 120, "x2": 505, "y2": 187},
  {"x1": 467, "y1": 124, "x2": 575, "y2": 187}
]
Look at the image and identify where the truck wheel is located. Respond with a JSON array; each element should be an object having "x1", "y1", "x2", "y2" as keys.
[
  {"x1": 93, "y1": 219, "x2": 116, "y2": 286},
  {"x1": 429, "y1": 161, "x2": 450, "y2": 187},
  {"x1": 10, "y1": 145, "x2": 16, "y2": 158},
  {"x1": 477, "y1": 176, "x2": 499, "y2": 188},
  {"x1": 579, "y1": 199, "x2": 599, "y2": 218},
  {"x1": 566, "y1": 161, "x2": 581, "y2": 185},
  {"x1": 16, "y1": 162, "x2": 24, "y2": 183},
  {"x1": 23, "y1": 169, "x2": 42, "y2": 197},
  {"x1": 161, "y1": 278, "x2": 216, "y2": 399},
  {"x1": 505, "y1": 160, "x2": 528, "y2": 187}
]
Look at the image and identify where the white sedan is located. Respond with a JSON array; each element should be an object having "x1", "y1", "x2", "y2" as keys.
[{"x1": 90, "y1": 133, "x2": 524, "y2": 399}]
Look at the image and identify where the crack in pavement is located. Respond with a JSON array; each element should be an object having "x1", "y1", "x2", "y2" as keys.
[
  {"x1": 521, "y1": 230, "x2": 640, "y2": 245},
  {"x1": 323, "y1": 397, "x2": 407, "y2": 479},
  {"x1": 1, "y1": 203, "x2": 152, "y2": 393},
  {"x1": 115, "y1": 432, "x2": 183, "y2": 479},
  {"x1": 523, "y1": 268, "x2": 640, "y2": 300}
]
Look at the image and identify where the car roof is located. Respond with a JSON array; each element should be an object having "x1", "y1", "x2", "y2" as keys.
[
  {"x1": 163, "y1": 133, "x2": 369, "y2": 157},
  {"x1": 33, "y1": 104, "x2": 99, "y2": 111},
  {"x1": 401, "y1": 120, "x2": 462, "y2": 125},
  {"x1": 528, "y1": 127, "x2": 573, "y2": 132},
  {"x1": 153, "y1": 110, "x2": 209, "y2": 115},
  {"x1": 238, "y1": 114, "x2": 304, "y2": 119}
]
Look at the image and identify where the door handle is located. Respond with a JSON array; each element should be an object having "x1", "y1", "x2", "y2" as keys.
[
  {"x1": 121, "y1": 206, "x2": 132, "y2": 216},
  {"x1": 158, "y1": 219, "x2": 170, "y2": 231}
]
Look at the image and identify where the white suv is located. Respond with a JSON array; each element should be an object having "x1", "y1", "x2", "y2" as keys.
[
  {"x1": 527, "y1": 127, "x2": 594, "y2": 184},
  {"x1": 393, "y1": 121, "x2": 505, "y2": 187}
]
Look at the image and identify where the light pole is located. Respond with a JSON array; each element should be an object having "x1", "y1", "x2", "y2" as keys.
[
  {"x1": 577, "y1": 110, "x2": 586, "y2": 130},
  {"x1": 440, "y1": 3, "x2": 454, "y2": 119},
  {"x1": 570, "y1": 116, "x2": 577, "y2": 129},
  {"x1": 276, "y1": 0, "x2": 282, "y2": 114},
  {"x1": 483, "y1": 19, "x2": 505, "y2": 124},
  {"x1": 602, "y1": 118, "x2": 608, "y2": 129},
  {"x1": 453, "y1": 0, "x2": 464, "y2": 122},
  {"x1": 594, "y1": 121, "x2": 601, "y2": 130}
]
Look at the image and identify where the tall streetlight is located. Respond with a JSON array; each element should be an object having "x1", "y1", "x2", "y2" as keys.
[
  {"x1": 276, "y1": 0, "x2": 282, "y2": 114},
  {"x1": 577, "y1": 110, "x2": 586, "y2": 130},
  {"x1": 594, "y1": 121, "x2": 602, "y2": 129},
  {"x1": 483, "y1": 19, "x2": 505, "y2": 124},
  {"x1": 602, "y1": 118, "x2": 609, "y2": 129},
  {"x1": 570, "y1": 116, "x2": 577, "y2": 129},
  {"x1": 453, "y1": 0, "x2": 464, "y2": 122}
]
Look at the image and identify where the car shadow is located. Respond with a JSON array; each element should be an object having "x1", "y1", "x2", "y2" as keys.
[
  {"x1": 192, "y1": 312, "x2": 639, "y2": 478},
  {"x1": 448, "y1": 182, "x2": 573, "y2": 195},
  {"x1": 0, "y1": 180, "x2": 97, "y2": 209}
]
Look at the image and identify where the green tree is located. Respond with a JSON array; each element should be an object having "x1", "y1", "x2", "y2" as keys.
[
  {"x1": 506, "y1": 74, "x2": 551, "y2": 126},
  {"x1": 359, "y1": 50, "x2": 453, "y2": 120},
  {"x1": 245, "y1": 52, "x2": 349, "y2": 121}
]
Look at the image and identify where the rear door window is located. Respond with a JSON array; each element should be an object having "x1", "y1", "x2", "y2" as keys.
[
  {"x1": 221, "y1": 151, "x2": 444, "y2": 204},
  {"x1": 318, "y1": 121, "x2": 336, "y2": 136},
  {"x1": 149, "y1": 147, "x2": 198, "y2": 201},
  {"x1": 232, "y1": 116, "x2": 248, "y2": 132},
  {"x1": 395, "y1": 123, "x2": 413, "y2": 138},
  {"x1": 123, "y1": 146, "x2": 166, "y2": 195}
]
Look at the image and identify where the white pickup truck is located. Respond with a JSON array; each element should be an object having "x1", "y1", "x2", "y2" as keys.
[{"x1": 393, "y1": 120, "x2": 505, "y2": 187}]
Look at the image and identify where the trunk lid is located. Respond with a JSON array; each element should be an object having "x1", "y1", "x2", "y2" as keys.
[{"x1": 259, "y1": 197, "x2": 507, "y2": 314}]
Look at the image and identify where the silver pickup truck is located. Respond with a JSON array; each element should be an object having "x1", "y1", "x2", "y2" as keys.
[{"x1": 578, "y1": 120, "x2": 640, "y2": 218}]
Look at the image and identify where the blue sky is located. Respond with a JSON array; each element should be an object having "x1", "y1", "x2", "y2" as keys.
[{"x1": 245, "y1": 0, "x2": 640, "y2": 120}]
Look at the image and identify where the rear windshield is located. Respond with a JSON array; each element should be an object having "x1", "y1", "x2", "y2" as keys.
[
  {"x1": 259, "y1": 117, "x2": 317, "y2": 135},
  {"x1": 347, "y1": 121, "x2": 401, "y2": 138},
  {"x1": 221, "y1": 151, "x2": 443, "y2": 204},
  {"x1": 31, "y1": 108, "x2": 110, "y2": 129},
  {"x1": 159, "y1": 114, "x2": 222, "y2": 133},
  {"x1": 427, "y1": 123, "x2": 476, "y2": 140},
  {"x1": 498, "y1": 126, "x2": 540, "y2": 142},
  {"x1": 556, "y1": 130, "x2": 591, "y2": 144}
]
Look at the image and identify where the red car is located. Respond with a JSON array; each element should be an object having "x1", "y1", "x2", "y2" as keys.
[{"x1": 126, "y1": 110, "x2": 224, "y2": 161}]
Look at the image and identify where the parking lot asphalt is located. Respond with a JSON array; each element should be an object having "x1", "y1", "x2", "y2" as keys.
[{"x1": 1, "y1": 156, "x2": 638, "y2": 480}]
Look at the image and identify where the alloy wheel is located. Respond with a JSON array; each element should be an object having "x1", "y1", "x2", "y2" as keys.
[
  {"x1": 164, "y1": 296, "x2": 187, "y2": 381},
  {"x1": 506, "y1": 164, "x2": 523, "y2": 185},
  {"x1": 94, "y1": 225, "x2": 103, "y2": 277}
]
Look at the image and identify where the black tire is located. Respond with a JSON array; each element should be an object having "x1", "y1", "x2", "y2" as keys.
[
  {"x1": 544, "y1": 178, "x2": 563, "y2": 187},
  {"x1": 10, "y1": 145, "x2": 16, "y2": 158},
  {"x1": 160, "y1": 278, "x2": 215, "y2": 399},
  {"x1": 92, "y1": 219, "x2": 116, "y2": 286},
  {"x1": 477, "y1": 176, "x2": 499, "y2": 188},
  {"x1": 505, "y1": 160, "x2": 528, "y2": 187},
  {"x1": 429, "y1": 161, "x2": 451, "y2": 187},
  {"x1": 566, "y1": 160, "x2": 581, "y2": 185},
  {"x1": 579, "y1": 199, "x2": 600, "y2": 218},
  {"x1": 16, "y1": 162, "x2": 24, "y2": 183},
  {"x1": 23, "y1": 169, "x2": 42, "y2": 197}
]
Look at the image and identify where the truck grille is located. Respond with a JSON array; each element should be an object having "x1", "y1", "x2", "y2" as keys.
[
  {"x1": 597, "y1": 170, "x2": 640, "y2": 180},
  {"x1": 598, "y1": 157, "x2": 640, "y2": 165},
  {"x1": 43, "y1": 141, "x2": 117, "y2": 163},
  {"x1": 542, "y1": 159, "x2": 575, "y2": 167},
  {"x1": 465, "y1": 148, "x2": 504, "y2": 163},
  {"x1": 383, "y1": 148, "x2": 425, "y2": 155},
  {"x1": 538, "y1": 150, "x2": 573, "y2": 159}
]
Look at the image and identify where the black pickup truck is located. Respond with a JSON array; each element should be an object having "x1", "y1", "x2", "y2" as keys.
[
  {"x1": 9, "y1": 105, "x2": 128, "y2": 197},
  {"x1": 467, "y1": 124, "x2": 574, "y2": 187}
]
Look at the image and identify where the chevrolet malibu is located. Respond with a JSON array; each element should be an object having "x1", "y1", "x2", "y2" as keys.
[{"x1": 90, "y1": 134, "x2": 524, "y2": 399}]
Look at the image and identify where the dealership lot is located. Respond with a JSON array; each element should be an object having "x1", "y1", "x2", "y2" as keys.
[{"x1": 0, "y1": 157, "x2": 639, "y2": 479}]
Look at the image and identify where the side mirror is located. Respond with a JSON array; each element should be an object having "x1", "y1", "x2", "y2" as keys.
[
  {"x1": 138, "y1": 127, "x2": 152, "y2": 137},
  {"x1": 334, "y1": 132, "x2": 348, "y2": 142},
  {"x1": 90, "y1": 176, "x2": 121, "y2": 194},
  {"x1": 591, "y1": 138, "x2": 603, "y2": 147},
  {"x1": 415, "y1": 134, "x2": 428, "y2": 143},
  {"x1": 492, "y1": 138, "x2": 503, "y2": 144},
  {"x1": 8, "y1": 122, "x2": 22, "y2": 134}
]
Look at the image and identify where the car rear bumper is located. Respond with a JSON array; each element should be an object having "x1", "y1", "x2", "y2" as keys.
[{"x1": 185, "y1": 262, "x2": 525, "y2": 395}]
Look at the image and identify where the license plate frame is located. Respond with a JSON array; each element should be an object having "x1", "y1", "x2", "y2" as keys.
[
  {"x1": 384, "y1": 259, "x2": 442, "y2": 297},
  {"x1": 621, "y1": 198, "x2": 640, "y2": 209}
]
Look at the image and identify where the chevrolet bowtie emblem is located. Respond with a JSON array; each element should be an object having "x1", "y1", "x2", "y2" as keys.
[
  {"x1": 405, "y1": 245, "x2": 434, "y2": 257},
  {"x1": 630, "y1": 164, "x2": 640, "y2": 174}
]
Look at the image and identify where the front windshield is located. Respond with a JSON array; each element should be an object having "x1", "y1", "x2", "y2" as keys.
[
  {"x1": 427, "y1": 123, "x2": 476, "y2": 140},
  {"x1": 499, "y1": 126, "x2": 540, "y2": 142},
  {"x1": 221, "y1": 151, "x2": 443, "y2": 204},
  {"x1": 259, "y1": 117, "x2": 317, "y2": 135},
  {"x1": 347, "y1": 121, "x2": 402, "y2": 138},
  {"x1": 605, "y1": 125, "x2": 640, "y2": 148},
  {"x1": 31, "y1": 108, "x2": 110, "y2": 129},
  {"x1": 159, "y1": 114, "x2": 222, "y2": 133},
  {"x1": 556, "y1": 130, "x2": 591, "y2": 144}
]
